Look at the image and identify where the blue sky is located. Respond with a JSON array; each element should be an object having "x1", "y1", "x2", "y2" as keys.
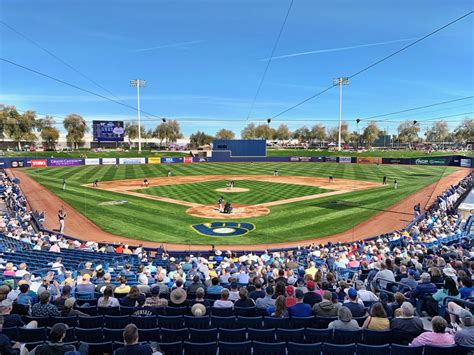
[{"x1": 0, "y1": 0, "x2": 472, "y2": 137}]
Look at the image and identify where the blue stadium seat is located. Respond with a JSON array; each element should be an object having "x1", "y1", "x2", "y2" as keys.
[
  {"x1": 218, "y1": 328, "x2": 247, "y2": 342},
  {"x1": 183, "y1": 341, "x2": 217, "y2": 355},
  {"x1": 1, "y1": 326, "x2": 19, "y2": 341},
  {"x1": 333, "y1": 329, "x2": 363, "y2": 344},
  {"x1": 119, "y1": 306, "x2": 135, "y2": 315},
  {"x1": 158, "y1": 315, "x2": 185, "y2": 329},
  {"x1": 104, "y1": 315, "x2": 130, "y2": 329},
  {"x1": 248, "y1": 328, "x2": 275, "y2": 343},
  {"x1": 315, "y1": 316, "x2": 337, "y2": 328},
  {"x1": 138, "y1": 327, "x2": 160, "y2": 342},
  {"x1": 189, "y1": 327, "x2": 218, "y2": 343},
  {"x1": 158, "y1": 341, "x2": 183, "y2": 355},
  {"x1": 275, "y1": 328, "x2": 305, "y2": 343},
  {"x1": 210, "y1": 315, "x2": 236, "y2": 329},
  {"x1": 18, "y1": 327, "x2": 47, "y2": 343},
  {"x1": 166, "y1": 306, "x2": 188, "y2": 316},
  {"x1": 356, "y1": 343, "x2": 390, "y2": 355},
  {"x1": 81, "y1": 341, "x2": 113, "y2": 355},
  {"x1": 237, "y1": 316, "x2": 263, "y2": 329},
  {"x1": 184, "y1": 315, "x2": 210, "y2": 329},
  {"x1": 263, "y1": 316, "x2": 290, "y2": 329},
  {"x1": 131, "y1": 315, "x2": 157, "y2": 329},
  {"x1": 423, "y1": 344, "x2": 459, "y2": 355},
  {"x1": 390, "y1": 344, "x2": 423, "y2": 355},
  {"x1": 50, "y1": 316, "x2": 78, "y2": 328},
  {"x1": 252, "y1": 341, "x2": 286, "y2": 355},
  {"x1": 234, "y1": 306, "x2": 256, "y2": 317},
  {"x1": 291, "y1": 316, "x2": 315, "y2": 328},
  {"x1": 391, "y1": 330, "x2": 422, "y2": 345},
  {"x1": 103, "y1": 327, "x2": 123, "y2": 342},
  {"x1": 161, "y1": 327, "x2": 189, "y2": 342},
  {"x1": 322, "y1": 342, "x2": 356, "y2": 355},
  {"x1": 75, "y1": 327, "x2": 104, "y2": 343},
  {"x1": 78, "y1": 315, "x2": 103, "y2": 328},
  {"x1": 25, "y1": 315, "x2": 49, "y2": 328},
  {"x1": 211, "y1": 307, "x2": 234, "y2": 317},
  {"x1": 219, "y1": 340, "x2": 252, "y2": 355},
  {"x1": 287, "y1": 342, "x2": 322, "y2": 355},
  {"x1": 362, "y1": 329, "x2": 392, "y2": 345},
  {"x1": 304, "y1": 328, "x2": 333, "y2": 343},
  {"x1": 98, "y1": 306, "x2": 120, "y2": 316}
]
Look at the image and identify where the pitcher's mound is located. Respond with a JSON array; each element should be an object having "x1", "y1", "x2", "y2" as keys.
[
  {"x1": 186, "y1": 204, "x2": 269, "y2": 219},
  {"x1": 215, "y1": 187, "x2": 249, "y2": 193}
]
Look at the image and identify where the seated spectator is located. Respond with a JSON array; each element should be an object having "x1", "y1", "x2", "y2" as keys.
[
  {"x1": 372, "y1": 262, "x2": 395, "y2": 292},
  {"x1": 95, "y1": 273, "x2": 115, "y2": 293},
  {"x1": 355, "y1": 280, "x2": 378, "y2": 303},
  {"x1": 313, "y1": 290, "x2": 340, "y2": 317},
  {"x1": 213, "y1": 289, "x2": 234, "y2": 309},
  {"x1": 189, "y1": 287, "x2": 210, "y2": 308},
  {"x1": 191, "y1": 303, "x2": 207, "y2": 317},
  {"x1": 16, "y1": 282, "x2": 36, "y2": 306},
  {"x1": 0, "y1": 299, "x2": 36, "y2": 328},
  {"x1": 288, "y1": 289, "x2": 312, "y2": 317},
  {"x1": 428, "y1": 277, "x2": 460, "y2": 316},
  {"x1": 411, "y1": 316, "x2": 455, "y2": 347},
  {"x1": 98, "y1": 285, "x2": 120, "y2": 308},
  {"x1": 31, "y1": 291, "x2": 60, "y2": 317},
  {"x1": 3, "y1": 263, "x2": 15, "y2": 277},
  {"x1": 458, "y1": 278, "x2": 474, "y2": 299},
  {"x1": 390, "y1": 292, "x2": 406, "y2": 315},
  {"x1": 169, "y1": 288, "x2": 188, "y2": 307},
  {"x1": 269, "y1": 295, "x2": 288, "y2": 318},
  {"x1": 114, "y1": 276, "x2": 131, "y2": 294},
  {"x1": 390, "y1": 302, "x2": 424, "y2": 337},
  {"x1": 344, "y1": 288, "x2": 366, "y2": 317},
  {"x1": 411, "y1": 272, "x2": 437, "y2": 310},
  {"x1": 132, "y1": 298, "x2": 155, "y2": 317},
  {"x1": 115, "y1": 324, "x2": 156, "y2": 355},
  {"x1": 256, "y1": 286, "x2": 275, "y2": 310},
  {"x1": 76, "y1": 274, "x2": 95, "y2": 293},
  {"x1": 52, "y1": 285, "x2": 72, "y2": 309},
  {"x1": 303, "y1": 281, "x2": 321, "y2": 307},
  {"x1": 187, "y1": 275, "x2": 205, "y2": 295},
  {"x1": 249, "y1": 280, "x2": 265, "y2": 301},
  {"x1": 429, "y1": 266, "x2": 444, "y2": 284},
  {"x1": 15, "y1": 263, "x2": 29, "y2": 278},
  {"x1": 235, "y1": 288, "x2": 255, "y2": 308},
  {"x1": 79, "y1": 262, "x2": 93, "y2": 276},
  {"x1": 399, "y1": 269, "x2": 418, "y2": 292},
  {"x1": 121, "y1": 286, "x2": 145, "y2": 308},
  {"x1": 144, "y1": 285, "x2": 168, "y2": 308},
  {"x1": 31, "y1": 323, "x2": 78, "y2": 355},
  {"x1": 228, "y1": 282, "x2": 240, "y2": 302},
  {"x1": 61, "y1": 298, "x2": 89, "y2": 317},
  {"x1": 362, "y1": 302, "x2": 390, "y2": 330},
  {"x1": 37, "y1": 274, "x2": 60, "y2": 297},
  {"x1": 328, "y1": 306, "x2": 360, "y2": 330},
  {"x1": 207, "y1": 277, "x2": 223, "y2": 295},
  {"x1": 448, "y1": 302, "x2": 474, "y2": 346},
  {"x1": 285, "y1": 285, "x2": 297, "y2": 308}
]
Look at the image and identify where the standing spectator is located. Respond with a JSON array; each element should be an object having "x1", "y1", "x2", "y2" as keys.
[
  {"x1": 328, "y1": 307, "x2": 361, "y2": 330},
  {"x1": 411, "y1": 316, "x2": 455, "y2": 347}
]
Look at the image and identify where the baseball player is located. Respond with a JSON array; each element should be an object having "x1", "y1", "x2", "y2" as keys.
[
  {"x1": 143, "y1": 179, "x2": 149, "y2": 188},
  {"x1": 167, "y1": 170, "x2": 172, "y2": 177},
  {"x1": 382, "y1": 176, "x2": 387, "y2": 185},
  {"x1": 328, "y1": 176, "x2": 334, "y2": 183},
  {"x1": 273, "y1": 169, "x2": 279, "y2": 176},
  {"x1": 217, "y1": 196, "x2": 224, "y2": 212},
  {"x1": 58, "y1": 207, "x2": 66, "y2": 234},
  {"x1": 92, "y1": 179, "x2": 99, "y2": 188},
  {"x1": 62, "y1": 178, "x2": 67, "y2": 191},
  {"x1": 394, "y1": 179, "x2": 398, "y2": 190}
]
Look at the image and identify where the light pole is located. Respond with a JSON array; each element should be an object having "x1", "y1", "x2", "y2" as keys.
[
  {"x1": 356, "y1": 118, "x2": 361, "y2": 150},
  {"x1": 130, "y1": 79, "x2": 146, "y2": 153},
  {"x1": 333, "y1": 77, "x2": 349, "y2": 151}
]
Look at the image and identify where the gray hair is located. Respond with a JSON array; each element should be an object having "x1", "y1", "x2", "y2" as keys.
[
  {"x1": 420, "y1": 273, "x2": 431, "y2": 282},
  {"x1": 338, "y1": 306, "x2": 353, "y2": 323},
  {"x1": 401, "y1": 301, "x2": 414, "y2": 317}
]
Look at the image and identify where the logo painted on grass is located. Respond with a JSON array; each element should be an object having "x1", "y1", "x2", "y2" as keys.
[
  {"x1": 99, "y1": 200, "x2": 129, "y2": 206},
  {"x1": 192, "y1": 222, "x2": 255, "y2": 237}
]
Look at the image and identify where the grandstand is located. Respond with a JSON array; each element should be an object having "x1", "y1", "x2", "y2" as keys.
[{"x1": 0, "y1": 166, "x2": 472, "y2": 354}]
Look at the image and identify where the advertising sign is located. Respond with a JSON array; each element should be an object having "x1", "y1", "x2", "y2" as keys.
[
  {"x1": 92, "y1": 120, "x2": 125, "y2": 142},
  {"x1": 325, "y1": 156, "x2": 338, "y2": 162},
  {"x1": 119, "y1": 158, "x2": 146, "y2": 165},
  {"x1": 338, "y1": 156, "x2": 352, "y2": 163},
  {"x1": 183, "y1": 156, "x2": 193, "y2": 164},
  {"x1": 85, "y1": 158, "x2": 100, "y2": 165},
  {"x1": 49, "y1": 158, "x2": 83, "y2": 167},
  {"x1": 461, "y1": 158, "x2": 472, "y2": 168},
  {"x1": 148, "y1": 157, "x2": 161, "y2": 164},
  {"x1": 10, "y1": 160, "x2": 25, "y2": 168},
  {"x1": 414, "y1": 157, "x2": 446, "y2": 166},
  {"x1": 312, "y1": 156, "x2": 324, "y2": 162},
  {"x1": 161, "y1": 157, "x2": 184, "y2": 164},
  {"x1": 382, "y1": 158, "x2": 411, "y2": 165},
  {"x1": 290, "y1": 156, "x2": 312, "y2": 162},
  {"x1": 357, "y1": 157, "x2": 380, "y2": 164},
  {"x1": 30, "y1": 159, "x2": 47, "y2": 168},
  {"x1": 102, "y1": 158, "x2": 117, "y2": 165}
]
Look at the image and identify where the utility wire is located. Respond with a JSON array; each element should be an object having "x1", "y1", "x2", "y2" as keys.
[
  {"x1": 246, "y1": 0, "x2": 294, "y2": 121},
  {"x1": 0, "y1": 57, "x2": 162, "y2": 119},
  {"x1": 272, "y1": 11, "x2": 473, "y2": 119}
]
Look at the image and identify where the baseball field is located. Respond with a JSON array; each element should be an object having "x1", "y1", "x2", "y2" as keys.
[{"x1": 14, "y1": 162, "x2": 464, "y2": 247}]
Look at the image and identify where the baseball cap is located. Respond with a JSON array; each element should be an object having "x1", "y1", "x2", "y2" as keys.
[
  {"x1": 17, "y1": 280, "x2": 28, "y2": 286},
  {"x1": 307, "y1": 281, "x2": 315, "y2": 290},
  {"x1": 460, "y1": 309, "x2": 473, "y2": 326},
  {"x1": 408, "y1": 269, "x2": 417, "y2": 277},
  {"x1": 286, "y1": 285, "x2": 295, "y2": 296},
  {"x1": 348, "y1": 288, "x2": 358, "y2": 299}
]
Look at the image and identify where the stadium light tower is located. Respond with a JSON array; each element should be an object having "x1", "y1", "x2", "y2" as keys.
[
  {"x1": 130, "y1": 79, "x2": 146, "y2": 153},
  {"x1": 333, "y1": 77, "x2": 349, "y2": 151}
]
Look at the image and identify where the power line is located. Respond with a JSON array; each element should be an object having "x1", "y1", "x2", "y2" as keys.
[
  {"x1": 271, "y1": 11, "x2": 473, "y2": 119},
  {"x1": 0, "y1": 57, "x2": 162, "y2": 119},
  {"x1": 246, "y1": 0, "x2": 294, "y2": 121}
]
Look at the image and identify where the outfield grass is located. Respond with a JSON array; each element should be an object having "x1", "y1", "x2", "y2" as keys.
[
  {"x1": 22, "y1": 162, "x2": 459, "y2": 245},
  {"x1": 135, "y1": 180, "x2": 331, "y2": 205}
]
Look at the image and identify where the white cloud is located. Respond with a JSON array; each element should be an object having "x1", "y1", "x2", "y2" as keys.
[{"x1": 134, "y1": 40, "x2": 204, "y2": 52}]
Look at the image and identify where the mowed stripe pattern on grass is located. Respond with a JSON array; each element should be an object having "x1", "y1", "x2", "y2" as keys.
[
  {"x1": 21, "y1": 162, "x2": 459, "y2": 245},
  {"x1": 134, "y1": 180, "x2": 331, "y2": 205}
]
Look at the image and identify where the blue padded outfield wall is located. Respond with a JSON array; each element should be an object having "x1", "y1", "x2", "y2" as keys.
[{"x1": 213, "y1": 139, "x2": 266, "y2": 158}]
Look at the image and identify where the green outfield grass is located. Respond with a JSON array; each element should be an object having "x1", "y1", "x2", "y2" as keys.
[
  {"x1": 135, "y1": 180, "x2": 331, "y2": 205},
  {"x1": 21, "y1": 162, "x2": 460, "y2": 245}
]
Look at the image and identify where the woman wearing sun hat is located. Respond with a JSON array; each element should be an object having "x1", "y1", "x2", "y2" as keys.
[{"x1": 169, "y1": 288, "x2": 188, "y2": 307}]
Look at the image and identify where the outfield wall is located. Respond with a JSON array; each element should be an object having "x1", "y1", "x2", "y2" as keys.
[{"x1": 0, "y1": 154, "x2": 472, "y2": 168}]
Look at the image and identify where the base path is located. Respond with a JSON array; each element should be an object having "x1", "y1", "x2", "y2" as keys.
[
  {"x1": 187, "y1": 204, "x2": 270, "y2": 219},
  {"x1": 10, "y1": 169, "x2": 469, "y2": 251},
  {"x1": 215, "y1": 187, "x2": 250, "y2": 193}
]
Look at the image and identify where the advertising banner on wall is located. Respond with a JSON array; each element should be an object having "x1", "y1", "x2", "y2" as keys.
[
  {"x1": 10, "y1": 160, "x2": 25, "y2": 168},
  {"x1": 324, "y1": 156, "x2": 338, "y2": 162},
  {"x1": 30, "y1": 159, "x2": 47, "y2": 168},
  {"x1": 338, "y1": 156, "x2": 352, "y2": 163},
  {"x1": 49, "y1": 158, "x2": 83, "y2": 167},
  {"x1": 357, "y1": 157, "x2": 381, "y2": 164},
  {"x1": 381, "y1": 158, "x2": 411, "y2": 165},
  {"x1": 102, "y1": 158, "x2": 117, "y2": 165},
  {"x1": 148, "y1": 157, "x2": 161, "y2": 164},
  {"x1": 119, "y1": 158, "x2": 146, "y2": 165},
  {"x1": 290, "y1": 156, "x2": 312, "y2": 162},
  {"x1": 461, "y1": 158, "x2": 472, "y2": 168},
  {"x1": 183, "y1": 156, "x2": 193, "y2": 164},
  {"x1": 85, "y1": 158, "x2": 100, "y2": 165},
  {"x1": 413, "y1": 157, "x2": 447, "y2": 166},
  {"x1": 161, "y1": 157, "x2": 184, "y2": 164}
]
